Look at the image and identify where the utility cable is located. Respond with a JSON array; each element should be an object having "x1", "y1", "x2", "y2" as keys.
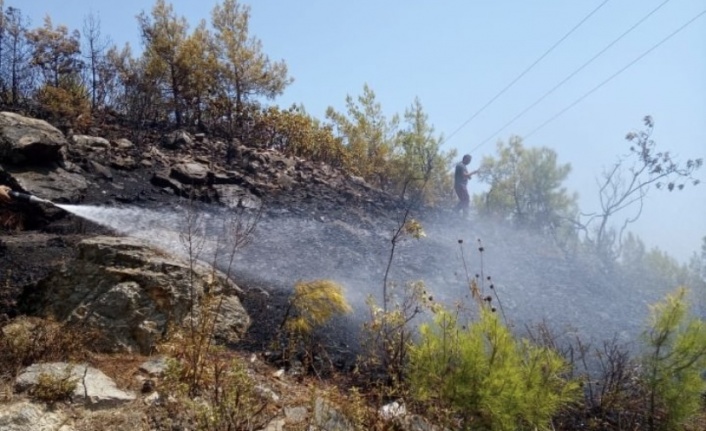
[
  {"x1": 442, "y1": 0, "x2": 612, "y2": 145},
  {"x1": 524, "y1": 8, "x2": 706, "y2": 140},
  {"x1": 472, "y1": 0, "x2": 673, "y2": 152}
]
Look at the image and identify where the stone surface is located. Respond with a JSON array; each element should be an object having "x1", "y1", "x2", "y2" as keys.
[
  {"x1": 113, "y1": 138, "x2": 134, "y2": 150},
  {"x1": 313, "y1": 397, "x2": 354, "y2": 431},
  {"x1": 3, "y1": 163, "x2": 88, "y2": 204},
  {"x1": 170, "y1": 162, "x2": 210, "y2": 185},
  {"x1": 72, "y1": 135, "x2": 111, "y2": 150},
  {"x1": 284, "y1": 406, "x2": 308, "y2": 424},
  {"x1": 15, "y1": 362, "x2": 135, "y2": 409},
  {"x1": 0, "y1": 112, "x2": 67, "y2": 165},
  {"x1": 22, "y1": 236, "x2": 250, "y2": 354},
  {"x1": 0, "y1": 401, "x2": 73, "y2": 431},
  {"x1": 138, "y1": 356, "x2": 169, "y2": 377},
  {"x1": 161, "y1": 130, "x2": 192, "y2": 149}
]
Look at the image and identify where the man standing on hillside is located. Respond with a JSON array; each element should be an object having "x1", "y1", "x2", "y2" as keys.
[{"x1": 454, "y1": 154, "x2": 478, "y2": 219}]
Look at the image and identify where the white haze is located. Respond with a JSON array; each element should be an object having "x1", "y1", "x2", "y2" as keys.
[{"x1": 56, "y1": 203, "x2": 672, "y2": 349}]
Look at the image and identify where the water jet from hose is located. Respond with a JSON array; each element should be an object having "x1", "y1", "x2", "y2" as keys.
[{"x1": 8, "y1": 190, "x2": 54, "y2": 205}]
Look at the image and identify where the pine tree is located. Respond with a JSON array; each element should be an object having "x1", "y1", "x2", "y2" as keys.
[{"x1": 642, "y1": 287, "x2": 706, "y2": 431}]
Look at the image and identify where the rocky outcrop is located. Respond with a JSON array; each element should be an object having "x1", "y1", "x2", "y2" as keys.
[
  {"x1": 161, "y1": 129, "x2": 192, "y2": 149},
  {"x1": 15, "y1": 362, "x2": 136, "y2": 409},
  {"x1": 0, "y1": 112, "x2": 67, "y2": 165},
  {"x1": 0, "y1": 401, "x2": 73, "y2": 431},
  {"x1": 3, "y1": 164, "x2": 88, "y2": 203},
  {"x1": 170, "y1": 161, "x2": 210, "y2": 185},
  {"x1": 0, "y1": 112, "x2": 398, "y2": 231},
  {"x1": 21, "y1": 236, "x2": 251, "y2": 354},
  {"x1": 0, "y1": 112, "x2": 88, "y2": 222}
]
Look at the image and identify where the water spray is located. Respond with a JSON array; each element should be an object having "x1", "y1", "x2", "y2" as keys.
[{"x1": 9, "y1": 190, "x2": 54, "y2": 205}]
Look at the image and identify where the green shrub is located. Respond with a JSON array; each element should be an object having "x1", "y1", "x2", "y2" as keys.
[
  {"x1": 408, "y1": 307, "x2": 580, "y2": 430},
  {"x1": 641, "y1": 287, "x2": 706, "y2": 431}
]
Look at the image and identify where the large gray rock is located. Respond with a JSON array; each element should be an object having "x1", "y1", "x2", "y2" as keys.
[
  {"x1": 3, "y1": 163, "x2": 88, "y2": 203},
  {"x1": 0, "y1": 112, "x2": 87, "y2": 205},
  {"x1": 0, "y1": 112, "x2": 67, "y2": 165},
  {"x1": 312, "y1": 397, "x2": 354, "y2": 431},
  {"x1": 214, "y1": 184, "x2": 261, "y2": 209},
  {"x1": 24, "y1": 236, "x2": 251, "y2": 354},
  {"x1": 15, "y1": 362, "x2": 135, "y2": 409},
  {"x1": 170, "y1": 161, "x2": 210, "y2": 185},
  {"x1": 0, "y1": 401, "x2": 73, "y2": 431},
  {"x1": 161, "y1": 130, "x2": 192, "y2": 149},
  {"x1": 71, "y1": 135, "x2": 111, "y2": 151}
]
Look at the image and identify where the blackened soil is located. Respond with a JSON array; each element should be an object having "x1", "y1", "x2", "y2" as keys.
[{"x1": 0, "y1": 232, "x2": 81, "y2": 319}]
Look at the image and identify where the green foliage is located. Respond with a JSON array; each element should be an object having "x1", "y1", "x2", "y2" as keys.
[
  {"x1": 392, "y1": 97, "x2": 456, "y2": 205},
  {"x1": 211, "y1": 0, "x2": 292, "y2": 130},
  {"x1": 620, "y1": 233, "x2": 706, "y2": 302},
  {"x1": 326, "y1": 89, "x2": 454, "y2": 205},
  {"x1": 31, "y1": 368, "x2": 77, "y2": 405},
  {"x1": 179, "y1": 20, "x2": 218, "y2": 126},
  {"x1": 326, "y1": 84, "x2": 399, "y2": 187},
  {"x1": 474, "y1": 136, "x2": 577, "y2": 233},
  {"x1": 642, "y1": 287, "x2": 706, "y2": 431},
  {"x1": 137, "y1": 0, "x2": 190, "y2": 126},
  {"x1": 408, "y1": 307, "x2": 580, "y2": 430}
]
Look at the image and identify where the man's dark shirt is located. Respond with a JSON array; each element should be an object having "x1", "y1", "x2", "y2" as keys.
[{"x1": 455, "y1": 162, "x2": 469, "y2": 187}]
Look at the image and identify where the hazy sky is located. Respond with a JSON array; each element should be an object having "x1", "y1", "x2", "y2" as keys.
[{"x1": 12, "y1": 0, "x2": 706, "y2": 263}]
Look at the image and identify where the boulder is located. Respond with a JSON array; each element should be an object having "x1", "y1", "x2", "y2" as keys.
[
  {"x1": 15, "y1": 362, "x2": 136, "y2": 409},
  {"x1": 22, "y1": 236, "x2": 251, "y2": 354},
  {"x1": 312, "y1": 397, "x2": 354, "y2": 431},
  {"x1": 0, "y1": 401, "x2": 73, "y2": 431},
  {"x1": 161, "y1": 130, "x2": 192, "y2": 149},
  {"x1": 0, "y1": 112, "x2": 67, "y2": 165},
  {"x1": 71, "y1": 135, "x2": 111, "y2": 151},
  {"x1": 150, "y1": 171, "x2": 184, "y2": 195},
  {"x1": 3, "y1": 164, "x2": 87, "y2": 203},
  {"x1": 87, "y1": 160, "x2": 113, "y2": 181},
  {"x1": 138, "y1": 356, "x2": 169, "y2": 377},
  {"x1": 110, "y1": 155, "x2": 137, "y2": 170},
  {"x1": 170, "y1": 162, "x2": 211, "y2": 185},
  {"x1": 113, "y1": 138, "x2": 134, "y2": 150},
  {"x1": 214, "y1": 184, "x2": 261, "y2": 209}
]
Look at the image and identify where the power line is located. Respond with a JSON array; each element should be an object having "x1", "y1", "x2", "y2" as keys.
[
  {"x1": 472, "y1": 0, "x2": 673, "y2": 152},
  {"x1": 524, "y1": 8, "x2": 706, "y2": 140},
  {"x1": 443, "y1": 0, "x2": 611, "y2": 145}
]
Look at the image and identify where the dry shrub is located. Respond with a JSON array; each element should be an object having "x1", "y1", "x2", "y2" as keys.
[
  {"x1": 0, "y1": 316, "x2": 99, "y2": 380},
  {"x1": 0, "y1": 208, "x2": 24, "y2": 230},
  {"x1": 160, "y1": 347, "x2": 272, "y2": 431},
  {"x1": 36, "y1": 82, "x2": 92, "y2": 132},
  {"x1": 30, "y1": 368, "x2": 78, "y2": 404},
  {"x1": 278, "y1": 279, "x2": 353, "y2": 375}
]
